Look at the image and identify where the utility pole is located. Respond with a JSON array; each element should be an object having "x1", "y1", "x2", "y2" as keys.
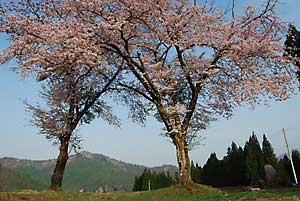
[
  {"x1": 148, "y1": 179, "x2": 151, "y2": 191},
  {"x1": 282, "y1": 128, "x2": 298, "y2": 185}
]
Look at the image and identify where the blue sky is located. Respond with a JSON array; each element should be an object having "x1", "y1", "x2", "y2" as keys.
[{"x1": 0, "y1": 0, "x2": 300, "y2": 167}]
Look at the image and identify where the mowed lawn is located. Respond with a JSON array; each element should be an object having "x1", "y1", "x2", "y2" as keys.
[{"x1": 0, "y1": 185, "x2": 299, "y2": 201}]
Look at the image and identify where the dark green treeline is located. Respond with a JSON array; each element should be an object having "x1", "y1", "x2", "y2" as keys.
[
  {"x1": 133, "y1": 133, "x2": 299, "y2": 190},
  {"x1": 190, "y1": 132, "x2": 300, "y2": 187},
  {"x1": 133, "y1": 169, "x2": 175, "y2": 191}
]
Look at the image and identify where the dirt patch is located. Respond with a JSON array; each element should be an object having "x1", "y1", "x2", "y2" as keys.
[{"x1": 256, "y1": 196, "x2": 300, "y2": 201}]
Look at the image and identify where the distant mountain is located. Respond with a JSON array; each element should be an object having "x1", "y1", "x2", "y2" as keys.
[
  {"x1": 0, "y1": 164, "x2": 38, "y2": 191},
  {"x1": 0, "y1": 151, "x2": 177, "y2": 192},
  {"x1": 150, "y1": 164, "x2": 178, "y2": 176}
]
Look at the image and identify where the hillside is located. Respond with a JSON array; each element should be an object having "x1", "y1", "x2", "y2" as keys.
[
  {"x1": 0, "y1": 164, "x2": 38, "y2": 191},
  {"x1": 0, "y1": 151, "x2": 177, "y2": 192}
]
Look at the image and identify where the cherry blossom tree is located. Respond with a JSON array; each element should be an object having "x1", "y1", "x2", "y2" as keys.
[
  {"x1": 26, "y1": 68, "x2": 120, "y2": 191},
  {"x1": 63, "y1": 0, "x2": 295, "y2": 185},
  {"x1": 0, "y1": 0, "x2": 121, "y2": 190}
]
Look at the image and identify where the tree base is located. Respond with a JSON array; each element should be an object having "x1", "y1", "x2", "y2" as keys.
[
  {"x1": 176, "y1": 182, "x2": 196, "y2": 191},
  {"x1": 174, "y1": 183, "x2": 222, "y2": 194},
  {"x1": 49, "y1": 186, "x2": 62, "y2": 191}
]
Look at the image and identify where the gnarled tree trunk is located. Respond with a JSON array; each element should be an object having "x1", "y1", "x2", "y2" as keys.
[
  {"x1": 50, "y1": 137, "x2": 70, "y2": 191},
  {"x1": 173, "y1": 135, "x2": 193, "y2": 185}
]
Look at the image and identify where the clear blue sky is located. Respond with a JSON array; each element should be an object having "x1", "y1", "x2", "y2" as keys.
[{"x1": 0, "y1": 0, "x2": 300, "y2": 167}]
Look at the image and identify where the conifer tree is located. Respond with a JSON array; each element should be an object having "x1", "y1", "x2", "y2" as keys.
[
  {"x1": 262, "y1": 134, "x2": 278, "y2": 167},
  {"x1": 194, "y1": 163, "x2": 202, "y2": 184},
  {"x1": 292, "y1": 150, "x2": 300, "y2": 182},
  {"x1": 190, "y1": 161, "x2": 202, "y2": 183},
  {"x1": 201, "y1": 153, "x2": 224, "y2": 187},
  {"x1": 133, "y1": 176, "x2": 141, "y2": 192},
  {"x1": 276, "y1": 157, "x2": 290, "y2": 186},
  {"x1": 141, "y1": 169, "x2": 151, "y2": 190},
  {"x1": 224, "y1": 142, "x2": 245, "y2": 186},
  {"x1": 244, "y1": 133, "x2": 264, "y2": 185},
  {"x1": 238, "y1": 146, "x2": 247, "y2": 185},
  {"x1": 280, "y1": 155, "x2": 293, "y2": 184},
  {"x1": 285, "y1": 25, "x2": 300, "y2": 81}
]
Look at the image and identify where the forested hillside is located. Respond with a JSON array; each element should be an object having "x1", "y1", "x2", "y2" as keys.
[{"x1": 0, "y1": 151, "x2": 177, "y2": 192}]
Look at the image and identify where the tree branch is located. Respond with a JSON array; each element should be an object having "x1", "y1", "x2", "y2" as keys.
[{"x1": 118, "y1": 82, "x2": 154, "y2": 102}]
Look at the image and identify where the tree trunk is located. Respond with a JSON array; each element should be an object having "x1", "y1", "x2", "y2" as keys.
[
  {"x1": 173, "y1": 135, "x2": 193, "y2": 186},
  {"x1": 50, "y1": 137, "x2": 69, "y2": 191}
]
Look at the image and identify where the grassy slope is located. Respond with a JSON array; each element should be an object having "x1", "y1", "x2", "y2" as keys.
[{"x1": 0, "y1": 185, "x2": 299, "y2": 201}]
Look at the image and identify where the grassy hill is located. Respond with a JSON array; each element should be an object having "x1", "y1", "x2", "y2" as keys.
[
  {"x1": 0, "y1": 151, "x2": 178, "y2": 192},
  {"x1": 0, "y1": 185, "x2": 299, "y2": 201}
]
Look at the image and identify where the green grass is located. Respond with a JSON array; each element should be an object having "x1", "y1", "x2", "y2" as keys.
[{"x1": 0, "y1": 185, "x2": 299, "y2": 201}]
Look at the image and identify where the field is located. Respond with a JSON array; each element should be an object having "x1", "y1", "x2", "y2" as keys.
[{"x1": 0, "y1": 185, "x2": 299, "y2": 201}]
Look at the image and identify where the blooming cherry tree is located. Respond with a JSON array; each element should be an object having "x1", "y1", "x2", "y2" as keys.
[
  {"x1": 0, "y1": 0, "x2": 121, "y2": 190},
  {"x1": 26, "y1": 67, "x2": 120, "y2": 191},
  {"x1": 64, "y1": 0, "x2": 295, "y2": 185}
]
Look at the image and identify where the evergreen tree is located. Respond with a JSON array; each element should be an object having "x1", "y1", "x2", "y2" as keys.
[
  {"x1": 133, "y1": 176, "x2": 141, "y2": 191},
  {"x1": 285, "y1": 25, "x2": 300, "y2": 81},
  {"x1": 194, "y1": 163, "x2": 202, "y2": 184},
  {"x1": 201, "y1": 153, "x2": 224, "y2": 187},
  {"x1": 262, "y1": 134, "x2": 278, "y2": 168},
  {"x1": 292, "y1": 150, "x2": 300, "y2": 183},
  {"x1": 190, "y1": 161, "x2": 202, "y2": 184},
  {"x1": 244, "y1": 133, "x2": 264, "y2": 185},
  {"x1": 141, "y1": 169, "x2": 151, "y2": 190},
  {"x1": 238, "y1": 146, "x2": 247, "y2": 185},
  {"x1": 224, "y1": 142, "x2": 246, "y2": 186},
  {"x1": 277, "y1": 155, "x2": 292, "y2": 186},
  {"x1": 277, "y1": 150, "x2": 300, "y2": 185}
]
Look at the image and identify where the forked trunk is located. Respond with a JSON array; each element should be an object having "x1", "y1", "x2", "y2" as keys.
[
  {"x1": 50, "y1": 137, "x2": 69, "y2": 191},
  {"x1": 173, "y1": 135, "x2": 193, "y2": 185}
]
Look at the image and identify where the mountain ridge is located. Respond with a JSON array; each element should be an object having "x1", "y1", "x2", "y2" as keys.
[{"x1": 0, "y1": 151, "x2": 178, "y2": 192}]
